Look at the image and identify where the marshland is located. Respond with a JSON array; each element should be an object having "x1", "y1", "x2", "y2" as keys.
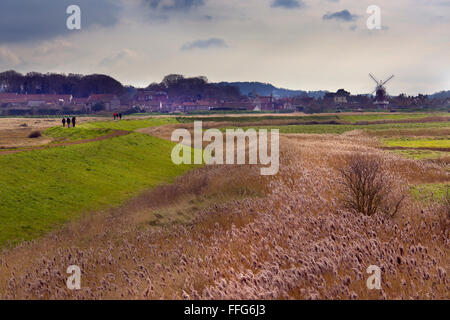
[{"x1": 0, "y1": 112, "x2": 448, "y2": 299}]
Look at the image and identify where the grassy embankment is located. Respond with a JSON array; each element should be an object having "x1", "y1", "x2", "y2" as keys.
[
  {"x1": 44, "y1": 127, "x2": 113, "y2": 142},
  {"x1": 81, "y1": 118, "x2": 178, "y2": 131},
  {"x1": 0, "y1": 118, "x2": 197, "y2": 245},
  {"x1": 42, "y1": 118, "x2": 180, "y2": 142}
]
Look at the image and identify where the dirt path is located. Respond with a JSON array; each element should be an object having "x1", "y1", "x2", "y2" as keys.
[{"x1": 0, "y1": 130, "x2": 130, "y2": 155}]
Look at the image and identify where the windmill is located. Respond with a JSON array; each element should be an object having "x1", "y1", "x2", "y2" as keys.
[{"x1": 369, "y1": 74, "x2": 394, "y2": 108}]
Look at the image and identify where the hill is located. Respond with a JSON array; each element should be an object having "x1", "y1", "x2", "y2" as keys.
[
  {"x1": 215, "y1": 81, "x2": 328, "y2": 99},
  {"x1": 429, "y1": 90, "x2": 450, "y2": 100},
  {"x1": 146, "y1": 74, "x2": 242, "y2": 101}
]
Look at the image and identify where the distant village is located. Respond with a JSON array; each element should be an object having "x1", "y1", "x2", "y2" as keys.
[
  {"x1": 0, "y1": 91, "x2": 294, "y2": 115},
  {"x1": 0, "y1": 90, "x2": 448, "y2": 116},
  {"x1": 0, "y1": 72, "x2": 448, "y2": 116}
]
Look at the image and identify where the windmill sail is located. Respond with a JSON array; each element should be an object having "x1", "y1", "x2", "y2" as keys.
[
  {"x1": 369, "y1": 73, "x2": 394, "y2": 109},
  {"x1": 369, "y1": 73, "x2": 380, "y2": 85}
]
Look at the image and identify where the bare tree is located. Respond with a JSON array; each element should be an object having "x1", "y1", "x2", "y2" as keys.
[{"x1": 339, "y1": 154, "x2": 405, "y2": 217}]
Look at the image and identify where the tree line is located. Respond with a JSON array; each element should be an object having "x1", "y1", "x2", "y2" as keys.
[
  {"x1": 0, "y1": 71, "x2": 243, "y2": 102},
  {"x1": 146, "y1": 74, "x2": 242, "y2": 102},
  {"x1": 0, "y1": 70, "x2": 124, "y2": 98}
]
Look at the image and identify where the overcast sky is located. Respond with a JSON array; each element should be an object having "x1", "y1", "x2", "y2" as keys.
[{"x1": 0, "y1": 0, "x2": 448, "y2": 95}]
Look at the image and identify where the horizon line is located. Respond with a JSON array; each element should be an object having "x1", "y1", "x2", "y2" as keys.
[{"x1": 1, "y1": 69, "x2": 448, "y2": 97}]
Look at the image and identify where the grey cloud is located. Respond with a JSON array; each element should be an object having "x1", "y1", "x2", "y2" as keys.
[
  {"x1": 99, "y1": 50, "x2": 136, "y2": 67},
  {"x1": 323, "y1": 10, "x2": 358, "y2": 22},
  {"x1": 0, "y1": 0, "x2": 121, "y2": 43},
  {"x1": 181, "y1": 38, "x2": 228, "y2": 51},
  {"x1": 414, "y1": 0, "x2": 450, "y2": 6},
  {"x1": 0, "y1": 47, "x2": 22, "y2": 66},
  {"x1": 143, "y1": 0, "x2": 205, "y2": 11},
  {"x1": 271, "y1": 0, "x2": 304, "y2": 9}
]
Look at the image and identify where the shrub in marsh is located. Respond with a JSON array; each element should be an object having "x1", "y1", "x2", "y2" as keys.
[
  {"x1": 338, "y1": 154, "x2": 405, "y2": 217},
  {"x1": 28, "y1": 131, "x2": 42, "y2": 139}
]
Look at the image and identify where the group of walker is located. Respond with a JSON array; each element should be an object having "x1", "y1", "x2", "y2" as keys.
[
  {"x1": 62, "y1": 116, "x2": 76, "y2": 128},
  {"x1": 62, "y1": 113, "x2": 123, "y2": 128}
]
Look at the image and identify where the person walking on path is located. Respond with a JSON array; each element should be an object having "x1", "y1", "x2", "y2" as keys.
[
  {"x1": 119, "y1": 113, "x2": 122, "y2": 120},
  {"x1": 67, "y1": 117, "x2": 71, "y2": 128},
  {"x1": 113, "y1": 113, "x2": 117, "y2": 120},
  {"x1": 62, "y1": 118, "x2": 66, "y2": 127},
  {"x1": 72, "y1": 116, "x2": 76, "y2": 128}
]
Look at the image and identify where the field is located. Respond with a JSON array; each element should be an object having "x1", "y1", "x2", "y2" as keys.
[
  {"x1": 383, "y1": 138, "x2": 450, "y2": 149},
  {"x1": 389, "y1": 149, "x2": 449, "y2": 160},
  {"x1": 224, "y1": 121, "x2": 450, "y2": 134},
  {"x1": 177, "y1": 112, "x2": 449, "y2": 124},
  {"x1": 0, "y1": 112, "x2": 448, "y2": 299},
  {"x1": 411, "y1": 183, "x2": 449, "y2": 202}
]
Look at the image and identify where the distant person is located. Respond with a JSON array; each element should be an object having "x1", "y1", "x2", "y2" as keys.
[
  {"x1": 119, "y1": 113, "x2": 122, "y2": 120},
  {"x1": 113, "y1": 113, "x2": 117, "y2": 120},
  {"x1": 67, "y1": 117, "x2": 71, "y2": 128},
  {"x1": 72, "y1": 116, "x2": 76, "y2": 128},
  {"x1": 62, "y1": 118, "x2": 66, "y2": 127}
]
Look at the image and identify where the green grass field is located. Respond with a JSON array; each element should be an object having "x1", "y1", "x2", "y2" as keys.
[
  {"x1": 0, "y1": 133, "x2": 196, "y2": 245},
  {"x1": 382, "y1": 137, "x2": 449, "y2": 159},
  {"x1": 223, "y1": 121, "x2": 450, "y2": 134},
  {"x1": 411, "y1": 183, "x2": 450, "y2": 203},
  {"x1": 338, "y1": 113, "x2": 448, "y2": 123},
  {"x1": 81, "y1": 118, "x2": 179, "y2": 131},
  {"x1": 178, "y1": 113, "x2": 448, "y2": 125},
  {"x1": 390, "y1": 149, "x2": 449, "y2": 160},
  {"x1": 44, "y1": 127, "x2": 113, "y2": 142},
  {"x1": 177, "y1": 115, "x2": 341, "y2": 123},
  {"x1": 383, "y1": 138, "x2": 450, "y2": 149}
]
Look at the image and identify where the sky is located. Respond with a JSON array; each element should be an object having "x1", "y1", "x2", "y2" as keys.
[{"x1": 0, "y1": 0, "x2": 449, "y2": 95}]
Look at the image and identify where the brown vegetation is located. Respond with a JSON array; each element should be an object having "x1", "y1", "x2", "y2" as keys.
[{"x1": 0, "y1": 132, "x2": 448, "y2": 300}]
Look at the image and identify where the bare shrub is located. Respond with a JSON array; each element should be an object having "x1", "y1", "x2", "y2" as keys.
[
  {"x1": 338, "y1": 154, "x2": 405, "y2": 217},
  {"x1": 28, "y1": 131, "x2": 42, "y2": 139}
]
